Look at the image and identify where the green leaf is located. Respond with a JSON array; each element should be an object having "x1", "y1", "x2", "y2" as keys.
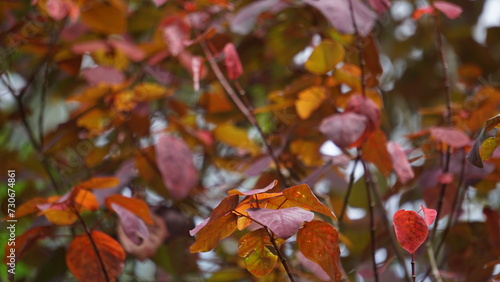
[{"x1": 238, "y1": 228, "x2": 283, "y2": 277}]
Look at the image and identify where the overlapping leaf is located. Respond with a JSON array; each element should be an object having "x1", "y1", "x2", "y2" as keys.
[
  {"x1": 106, "y1": 195, "x2": 153, "y2": 225},
  {"x1": 237, "y1": 228, "x2": 284, "y2": 277},
  {"x1": 247, "y1": 207, "x2": 314, "y2": 239},
  {"x1": 282, "y1": 184, "x2": 336, "y2": 219},
  {"x1": 297, "y1": 221, "x2": 342, "y2": 281},
  {"x1": 190, "y1": 213, "x2": 238, "y2": 252},
  {"x1": 66, "y1": 231, "x2": 126, "y2": 282}
]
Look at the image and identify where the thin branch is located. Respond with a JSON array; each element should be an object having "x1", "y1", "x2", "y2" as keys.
[
  {"x1": 338, "y1": 154, "x2": 361, "y2": 224},
  {"x1": 411, "y1": 253, "x2": 416, "y2": 282},
  {"x1": 431, "y1": 11, "x2": 454, "y2": 242},
  {"x1": 361, "y1": 157, "x2": 379, "y2": 282},
  {"x1": 347, "y1": 0, "x2": 367, "y2": 97},
  {"x1": 70, "y1": 204, "x2": 110, "y2": 282},
  {"x1": 200, "y1": 41, "x2": 290, "y2": 188}
]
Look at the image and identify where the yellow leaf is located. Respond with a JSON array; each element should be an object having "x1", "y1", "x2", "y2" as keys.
[
  {"x1": 290, "y1": 140, "x2": 322, "y2": 166},
  {"x1": 113, "y1": 90, "x2": 136, "y2": 112},
  {"x1": 305, "y1": 40, "x2": 345, "y2": 75},
  {"x1": 295, "y1": 86, "x2": 327, "y2": 120},
  {"x1": 213, "y1": 123, "x2": 260, "y2": 155},
  {"x1": 133, "y1": 83, "x2": 172, "y2": 101},
  {"x1": 480, "y1": 136, "x2": 500, "y2": 161},
  {"x1": 76, "y1": 109, "x2": 109, "y2": 134},
  {"x1": 81, "y1": 2, "x2": 126, "y2": 35}
]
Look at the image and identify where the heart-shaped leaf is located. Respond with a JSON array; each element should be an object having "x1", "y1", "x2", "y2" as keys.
[{"x1": 393, "y1": 210, "x2": 428, "y2": 254}]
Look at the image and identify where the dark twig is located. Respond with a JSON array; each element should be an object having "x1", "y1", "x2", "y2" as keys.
[
  {"x1": 361, "y1": 157, "x2": 379, "y2": 282},
  {"x1": 431, "y1": 12, "x2": 454, "y2": 242},
  {"x1": 201, "y1": 41, "x2": 290, "y2": 187},
  {"x1": 411, "y1": 253, "x2": 416, "y2": 282},
  {"x1": 347, "y1": 0, "x2": 367, "y2": 97},
  {"x1": 339, "y1": 154, "x2": 361, "y2": 224}
]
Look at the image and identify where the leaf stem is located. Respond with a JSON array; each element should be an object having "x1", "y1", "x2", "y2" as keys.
[{"x1": 411, "y1": 253, "x2": 416, "y2": 282}]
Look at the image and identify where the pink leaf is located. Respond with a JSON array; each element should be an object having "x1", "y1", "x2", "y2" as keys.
[
  {"x1": 230, "y1": 0, "x2": 289, "y2": 34},
  {"x1": 228, "y1": 180, "x2": 278, "y2": 196},
  {"x1": 412, "y1": 6, "x2": 435, "y2": 20},
  {"x1": 109, "y1": 39, "x2": 146, "y2": 62},
  {"x1": 438, "y1": 173, "x2": 454, "y2": 184},
  {"x1": 303, "y1": 0, "x2": 377, "y2": 36},
  {"x1": 430, "y1": 127, "x2": 471, "y2": 149},
  {"x1": 420, "y1": 205, "x2": 437, "y2": 226},
  {"x1": 247, "y1": 207, "x2": 314, "y2": 239},
  {"x1": 81, "y1": 66, "x2": 125, "y2": 85},
  {"x1": 387, "y1": 142, "x2": 414, "y2": 184},
  {"x1": 393, "y1": 210, "x2": 428, "y2": 254},
  {"x1": 319, "y1": 112, "x2": 368, "y2": 148},
  {"x1": 223, "y1": 43, "x2": 244, "y2": 80},
  {"x1": 192, "y1": 56, "x2": 203, "y2": 91},
  {"x1": 46, "y1": 0, "x2": 69, "y2": 21},
  {"x1": 72, "y1": 40, "x2": 110, "y2": 54},
  {"x1": 111, "y1": 203, "x2": 150, "y2": 245},
  {"x1": 162, "y1": 17, "x2": 190, "y2": 56},
  {"x1": 433, "y1": 1, "x2": 462, "y2": 19},
  {"x1": 367, "y1": 0, "x2": 391, "y2": 14},
  {"x1": 155, "y1": 134, "x2": 199, "y2": 200},
  {"x1": 345, "y1": 94, "x2": 381, "y2": 130}
]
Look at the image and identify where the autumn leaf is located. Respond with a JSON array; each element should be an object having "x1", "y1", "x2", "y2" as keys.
[
  {"x1": 420, "y1": 205, "x2": 437, "y2": 226},
  {"x1": 282, "y1": 184, "x2": 336, "y2": 219},
  {"x1": 111, "y1": 203, "x2": 150, "y2": 245},
  {"x1": 295, "y1": 86, "x2": 327, "y2": 120},
  {"x1": 5, "y1": 197, "x2": 47, "y2": 220},
  {"x1": 106, "y1": 195, "x2": 154, "y2": 225},
  {"x1": 238, "y1": 228, "x2": 283, "y2": 277},
  {"x1": 155, "y1": 134, "x2": 199, "y2": 200},
  {"x1": 479, "y1": 136, "x2": 500, "y2": 161},
  {"x1": 319, "y1": 112, "x2": 368, "y2": 148},
  {"x1": 345, "y1": 94, "x2": 381, "y2": 131},
  {"x1": 297, "y1": 221, "x2": 342, "y2": 281},
  {"x1": 75, "y1": 177, "x2": 119, "y2": 190},
  {"x1": 223, "y1": 43, "x2": 244, "y2": 80},
  {"x1": 393, "y1": 210, "x2": 428, "y2": 254},
  {"x1": 430, "y1": 127, "x2": 470, "y2": 149},
  {"x1": 387, "y1": 141, "x2": 415, "y2": 184},
  {"x1": 433, "y1": 1, "x2": 463, "y2": 19},
  {"x1": 81, "y1": 2, "x2": 126, "y2": 34},
  {"x1": 468, "y1": 114, "x2": 500, "y2": 167},
  {"x1": 190, "y1": 213, "x2": 238, "y2": 252},
  {"x1": 305, "y1": 40, "x2": 345, "y2": 75},
  {"x1": 213, "y1": 123, "x2": 260, "y2": 155},
  {"x1": 247, "y1": 207, "x2": 314, "y2": 239},
  {"x1": 66, "y1": 231, "x2": 126, "y2": 282},
  {"x1": 4, "y1": 226, "x2": 52, "y2": 265},
  {"x1": 362, "y1": 129, "x2": 393, "y2": 176},
  {"x1": 228, "y1": 180, "x2": 278, "y2": 196}
]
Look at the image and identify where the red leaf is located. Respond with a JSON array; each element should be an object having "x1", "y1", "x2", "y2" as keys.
[
  {"x1": 155, "y1": 134, "x2": 199, "y2": 200},
  {"x1": 66, "y1": 231, "x2": 125, "y2": 282},
  {"x1": 319, "y1": 112, "x2": 368, "y2": 148},
  {"x1": 4, "y1": 226, "x2": 52, "y2": 265},
  {"x1": 387, "y1": 142, "x2": 414, "y2": 184},
  {"x1": 433, "y1": 1, "x2": 462, "y2": 19},
  {"x1": 393, "y1": 210, "x2": 428, "y2": 254},
  {"x1": 438, "y1": 173, "x2": 454, "y2": 184},
  {"x1": 111, "y1": 203, "x2": 149, "y2": 245},
  {"x1": 430, "y1": 127, "x2": 470, "y2": 149},
  {"x1": 108, "y1": 39, "x2": 146, "y2": 62},
  {"x1": 228, "y1": 180, "x2": 278, "y2": 196},
  {"x1": 247, "y1": 207, "x2": 314, "y2": 239},
  {"x1": 223, "y1": 43, "x2": 244, "y2": 80},
  {"x1": 297, "y1": 221, "x2": 342, "y2": 281},
  {"x1": 412, "y1": 6, "x2": 434, "y2": 20},
  {"x1": 420, "y1": 205, "x2": 437, "y2": 226}
]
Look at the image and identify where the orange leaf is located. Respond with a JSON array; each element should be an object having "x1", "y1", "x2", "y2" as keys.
[
  {"x1": 190, "y1": 213, "x2": 238, "y2": 253},
  {"x1": 297, "y1": 221, "x2": 342, "y2": 281},
  {"x1": 66, "y1": 231, "x2": 125, "y2": 282},
  {"x1": 282, "y1": 184, "x2": 336, "y2": 220},
  {"x1": 295, "y1": 86, "x2": 327, "y2": 120},
  {"x1": 393, "y1": 210, "x2": 428, "y2": 254},
  {"x1": 42, "y1": 189, "x2": 99, "y2": 225},
  {"x1": 80, "y1": 2, "x2": 126, "y2": 35},
  {"x1": 76, "y1": 177, "x2": 120, "y2": 190},
  {"x1": 106, "y1": 195, "x2": 153, "y2": 225},
  {"x1": 209, "y1": 194, "x2": 240, "y2": 220},
  {"x1": 237, "y1": 228, "x2": 283, "y2": 277},
  {"x1": 5, "y1": 197, "x2": 47, "y2": 220},
  {"x1": 362, "y1": 129, "x2": 393, "y2": 176},
  {"x1": 4, "y1": 226, "x2": 52, "y2": 265}
]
